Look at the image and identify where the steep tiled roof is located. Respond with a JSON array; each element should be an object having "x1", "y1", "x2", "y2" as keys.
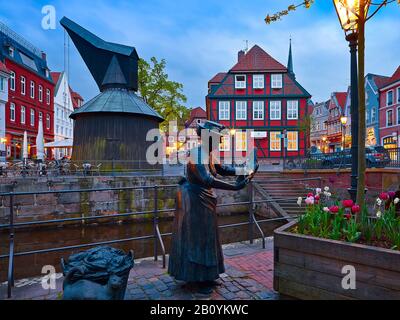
[
  {"x1": 51, "y1": 72, "x2": 61, "y2": 85},
  {"x1": 0, "y1": 61, "x2": 10, "y2": 74},
  {"x1": 209, "y1": 72, "x2": 226, "y2": 83},
  {"x1": 378, "y1": 65, "x2": 400, "y2": 89},
  {"x1": 70, "y1": 87, "x2": 84, "y2": 109},
  {"x1": 230, "y1": 45, "x2": 287, "y2": 73},
  {"x1": 185, "y1": 107, "x2": 206, "y2": 127},
  {"x1": 334, "y1": 92, "x2": 347, "y2": 109}
]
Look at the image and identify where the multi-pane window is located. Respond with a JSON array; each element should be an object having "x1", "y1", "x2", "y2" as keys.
[
  {"x1": 21, "y1": 106, "x2": 26, "y2": 124},
  {"x1": 235, "y1": 131, "x2": 247, "y2": 151},
  {"x1": 39, "y1": 111, "x2": 43, "y2": 121},
  {"x1": 30, "y1": 81, "x2": 35, "y2": 99},
  {"x1": 30, "y1": 109, "x2": 35, "y2": 126},
  {"x1": 0, "y1": 77, "x2": 4, "y2": 92},
  {"x1": 236, "y1": 101, "x2": 247, "y2": 120},
  {"x1": 271, "y1": 74, "x2": 283, "y2": 89},
  {"x1": 287, "y1": 100, "x2": 298, "y2": 119},
  {"x1": 253, "y1": 101, "x2": 264, "y2": 120},
  {"x1": 270, "y1": 132, "x2": 281, "y2": 151},
  {"x1": 219, "y1": 101, "x2": 230, "y2": 120},
  {"x1": 219, "y1": 135, "x2": 230, "y2": 151},
  {"x1": 21, "y1": 76, "x2": 26, "y2": 95},
  {"x1": 387, "y1": 110, "x2": 393, "y2": 126},
  {"x1": 235, "y1": 75, "x2": 246, "y2": 89},
  {"x1": 46, "y1": 89, "x2": 51, "y2": 105},
  {"x1": 10, "y1": 71, "x2": 15, "y2": 91},
  {"x1": 287, "y1": 131, "x2": 298, "y2": 151},
  {"x1": 270, "y1": 101, "x2": 281, "y2": 120},
  {"x1": 10, "y1": 103, "x2": 15, "y2": 121},
  {"x1": 397, "y1": 107, "x2": 400, "y2": 125},
  {"x1": 371, "y1": 108, "x2": 376, "y2": 122},
  {"x1": 253, "y1": 75, "x2": 264, "y2": 89},
  {"x1": 387, "y1": 90, "x2": 393, "y2": 106},
  {"x1": 398, "y1": 87, "x2": 400, "y2": 103},
  {"x1": 39, "y1": 85, "x2": 43, "y2": 102},
  {"x1": 46, "y1": 114, "x2": 51, "y2": 129}
]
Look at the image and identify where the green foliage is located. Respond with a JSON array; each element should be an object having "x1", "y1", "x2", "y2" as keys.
[{"x1": 138, "y1": 57, "x2": 189, "y2": 131}]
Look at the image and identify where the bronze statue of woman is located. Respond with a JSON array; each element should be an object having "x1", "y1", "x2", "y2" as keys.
[{"x1": 168, "y1": 121, "x2": 258, "y2": 294}]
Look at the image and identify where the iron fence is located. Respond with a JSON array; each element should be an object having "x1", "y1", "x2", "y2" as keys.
[
  {"x1": 0, "y1": 181, "x2": 299, "y2": 299},
  {"x1": 284, "y1": 147, "x2": 398, "y2": 170}
]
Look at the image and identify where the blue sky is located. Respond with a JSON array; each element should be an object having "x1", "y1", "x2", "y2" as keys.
[{"x1": 0, "y1": 0, "x2": 399, "y2": 107}]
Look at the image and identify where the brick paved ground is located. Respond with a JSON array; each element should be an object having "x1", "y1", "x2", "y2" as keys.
[{"x1": 0, "y1": 238, "x2": 280, "y2": 300}]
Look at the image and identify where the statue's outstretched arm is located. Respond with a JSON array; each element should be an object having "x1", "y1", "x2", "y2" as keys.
[
  {"x1": 214, "y1": 164, "x2": 236, "y2": 177},
  {"x1": 190, "y1": 163, "x2": 247, "y2": 191}
]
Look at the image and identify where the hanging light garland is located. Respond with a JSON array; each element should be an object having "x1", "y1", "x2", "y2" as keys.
[{"x1": 264, "y1": 0, "x2": 315, "y2": 24}]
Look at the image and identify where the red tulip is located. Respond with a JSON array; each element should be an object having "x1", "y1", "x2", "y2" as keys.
[
  {"x1": 329, "y1": 206, "x2": 339, "y2": 213},
  {"x1": 342, "y1": 199, "x2": 354, "y2": 208},
  {"x1": 379, "y1": 192, "x2": 389, "y2": 201},
  {"x1": 351, "y1": 204, "x2": 360, "y2": 214},
  {"x1": 314, "y1": 194, "x2": 320, "y2": 201},
  {"x1": 344, "y1": 213, "x2": 352, "y2": 220},
  {"x1": 307, "y1": 193, "x2": 314, "y2": 198},
  {"x1": 388, "y1": 191, "x2": 396, "y2": 198}
]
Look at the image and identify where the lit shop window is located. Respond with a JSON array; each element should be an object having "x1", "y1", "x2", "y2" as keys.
[{"x1": 270, "y1": 131, "x2": 281, "y2": 151}]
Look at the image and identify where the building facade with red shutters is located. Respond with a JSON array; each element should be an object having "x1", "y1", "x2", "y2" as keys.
[
  {"x1": 378, "y1": 66, "x2": 400, "y2": 149},
  {"x1": 206, "y1": 43, "x2": 312, "y2": 162},
  {"x1": 326, "y1": 91, "x2": 348, "y2": 152},
  {"x1": 0, "y1": 21, "x2": 55, "y2": 160}
]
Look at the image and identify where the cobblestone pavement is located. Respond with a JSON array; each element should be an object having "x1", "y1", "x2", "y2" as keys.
[{"x1": 1, "y1": 238, "x2": 280, "y2": 300}]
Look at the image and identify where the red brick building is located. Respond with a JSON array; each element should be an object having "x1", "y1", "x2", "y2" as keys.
[
  {"x1": 378, "y1": 66, "x2": 400, "y2": 149},
  {"x1": 0, "y1": 22, "x2": 55, "y2": 160},
  {"x1": 206, "y1": 44, "x2": 311, "y2": 161}
]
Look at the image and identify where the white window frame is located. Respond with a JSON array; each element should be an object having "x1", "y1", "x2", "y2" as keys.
[
  {"x1": 39, "y1": 111, "x2": 43, "y2": 121},
  {"x1": 253, "y1": 101, "x2": 264, "y2": 120},
  {"x1": 10, "y1": 103, "x2": 15, "y2": 122},
  {"x1": 270, "y1": 101, "x2": 281, "y2": 120},
  {"x1": 235, "y1": 75, "x2": 246, "y2": 89},
  {"x1": 397, "y1": 107, "x2": 400, "y2": 125},
  {"x1": 287, "y1": 100, "x2": 299, "y2": 120},
  {"x1": 46, "y1": 114, "x2": 51, "y2": 129},
  {"x1": 235, "y1": 131, "x2": 247, "y2": 152},
  {"x1": 235, "y1": 101, "x2": 247, "y2": 120},
  {"x1": 21, "y1": 106, "x2": 26, "y2": 124},
  {"x1": 218, "y1": 101, "x2": 230, "y2": 120},
  {"x1": 39, "y1": 85, "x2": 43, "y2": 102},
  {"x1": 270, "y1": 131, "x2": 281, "y2": 151},
  {"x1": 10, "y1": 71, "x2": 15, "y2": 91},
  {"x1": 397, "y1": 87, "x2": 400, "y2": 103},
  {"x1": 387, "y1": 109, "x2": 393, "y2": 127},
  {"x1": 271, "y1": 74, "x2": 283, "y2": 89},
  {"x1": 387, "y1": 90, "x2": 393, "y2": 106},
  {"x1": 0, "y1": 77, "x2": 4, "y2": 92},
  {"x1": 30, "y1": 81, "x2": 35, "y2": 99},
  {"x1": 253, "y1": 75, "x2": 264, "y2": 89},
  {"x1": 287, "y1": 131, "x2": 299, "y2": 151},
  {"x1": 46, "y1": 88, "x2": 51, "y2": 105},
  {"x1": 30, "y1": 109, "x2": 35, "y2": 126},
  {"x1": 9, "y1": 47, "x2": 14, "y2": 57},
  {"x1": 21, "y1": 76, "x2": 26, "y2": 95},
  {"x1": 371, "y1": 108, "x2": 376, "y2": 122},
  {"x1": 219, "y1": 135, "x2": 230, "y2": 151}
]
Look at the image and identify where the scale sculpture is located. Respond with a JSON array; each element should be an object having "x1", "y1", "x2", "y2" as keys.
[{"x1": 60, "y1": 17, "x2": 163, "y2": 171}]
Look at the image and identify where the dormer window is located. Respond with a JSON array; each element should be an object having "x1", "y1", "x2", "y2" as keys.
[
  {"x1": 9, "y1": 47, "x2": 14, "y2": 57},
  {"x1": 271, "y1": 74, "x2": 283, "y2": 89},
  {"x1": 235, "y1": 75, "x2": 246, "y2": 89},
  {"x1": 253, "y1": 74, "x2": 264, "y2": 89}
]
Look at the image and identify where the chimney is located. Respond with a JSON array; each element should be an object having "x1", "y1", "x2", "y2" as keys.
[{"x1": 238, "y1": 50, "x2": 245, "y2": 62}]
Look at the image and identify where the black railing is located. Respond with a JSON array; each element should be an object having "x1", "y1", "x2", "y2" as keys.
[
  {"x1": 0, "y1": 182, "x2": 297, "y2": 299},
  {"x1": 284, "y1": 147, "x2": 398, "y2": 170}
]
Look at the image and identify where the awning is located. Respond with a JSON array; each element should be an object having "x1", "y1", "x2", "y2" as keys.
[{"x1": 44, "y1": 139, "x2": 73, "y2": 148}]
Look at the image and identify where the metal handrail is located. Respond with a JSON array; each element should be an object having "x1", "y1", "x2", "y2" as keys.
[{"x1": 0, "y1": 181, "x2": 298, "y2": 298}]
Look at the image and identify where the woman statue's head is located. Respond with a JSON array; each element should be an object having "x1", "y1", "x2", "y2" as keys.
[{"x1": 197, "y1": 121, "x2": 225, "y2": 153}]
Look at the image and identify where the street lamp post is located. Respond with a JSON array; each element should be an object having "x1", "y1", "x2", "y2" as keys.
[
  {"x1": 230, "y1": 128, "x2": 236, "y2": 165},
  {"x1": 340, "y1": 115, "x2": 348, "y2": 151},
  {"x1": 333, "y1": 0, "x2": 365, "y2": 202}
]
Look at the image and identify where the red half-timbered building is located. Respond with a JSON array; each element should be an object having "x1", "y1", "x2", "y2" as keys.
[{"x1": 206, "y1": 43, "x2": 311, "y2": 161}]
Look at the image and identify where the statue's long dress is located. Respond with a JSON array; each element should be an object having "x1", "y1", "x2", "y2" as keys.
[{"x1": 168, "y1": 147, "x2": 236, "y2": 282}]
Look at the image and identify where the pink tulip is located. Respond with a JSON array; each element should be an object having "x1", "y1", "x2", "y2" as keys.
[
  {"x1": 379, "y1": 192, "x2": 389, "y2": 201},
  {"x1": 351, "y1": 204, "x2": 360, "y2": 214},
  {"x1": 342, "y1": 200, "x2": 354, "y2": 208},
  {"x1": 329, "y1": 206, "x2": 339, "y2": 213}
]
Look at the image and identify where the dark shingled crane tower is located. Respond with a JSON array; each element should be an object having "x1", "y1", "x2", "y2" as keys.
[{"x1": 60, "y1": 17, "x2": 163, "y2": 171}]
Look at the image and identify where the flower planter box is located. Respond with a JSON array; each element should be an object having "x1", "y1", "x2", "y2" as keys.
[{"x1": 274, "y1": 220, "x2": 400, "y2": 300}]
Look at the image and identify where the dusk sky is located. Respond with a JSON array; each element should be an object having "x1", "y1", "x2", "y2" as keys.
[{"x1": 1, "y1": 0, "x2": 399, "y2": 108}]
